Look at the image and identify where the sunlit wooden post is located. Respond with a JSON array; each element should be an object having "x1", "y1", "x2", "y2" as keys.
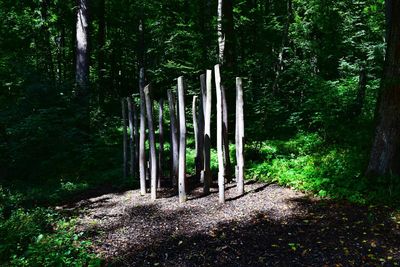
[
  {"x1": 202, "y1": 70, "x2": 212, "y2": 194},
  {"x1": 214, "y1": 65, "x2": 225, "y2": 203},
  {"x1": 177, "y1": 76, "x2": 187, "y2": 203},
  {"x1": 236, "y1": 77, "x2": 245, "y2": 195},
  {"x1": 144, "y1": 84, "x2": 157, "y2": 200}
]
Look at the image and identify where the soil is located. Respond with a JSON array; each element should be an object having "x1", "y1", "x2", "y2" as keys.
[{"x1": 64, "y1": 181, "x2": 400, "y2": 266}]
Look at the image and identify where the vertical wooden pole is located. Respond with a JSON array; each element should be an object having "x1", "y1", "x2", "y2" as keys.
[
  {"x1": 192, "y1": 96, "x2": 200, "y2": 178},
  {"x1": 221, "y1": 84, "x2": 232, "y2": 182},
  {"x1": 167, "y1": 90, "x2": 179, "y2": 189},
  {"x1": 203, "y1": 70, "x2": 212, "y2": 194},
  {"x1": 236, "y1": 77, "x2": 245, "y2": 195},
  {"x1": 122, "y1": 98, "x2": 128, "y2": 179},
  {"x1": 158, "y1": 98, "x2": 164, "y2": 188},
  {"x1": 214, "y1": 64, "x2": 225, "y2": 203},
  {"x1": 198, "y1": 85, "x2": 205, "y2": 182},
  {"x1": 126, "y1": 97, "x2": 135, "y2": 177},
  {"x1": 144, "y1": 84, "x2": 157, "y2": 200},
  {"x1": 133, "y1": 98, "x2": 139, "y2": 179},
  {"x1": 177, "y1": 76, "x2": 187, "y2": 203},
  {"x1": 139, "y1": 68, "x2": 147, "y2": 195}
]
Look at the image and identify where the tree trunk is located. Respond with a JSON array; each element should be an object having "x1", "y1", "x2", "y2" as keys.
[
  {"x1": 98, "y1": 0, "x2": 106, "y2": 108},
  {"x1": 167, "y1": 90, "x2": 179, "y2": 189},
  {"x1": 203, "y1": 70, "x2": 213, "y2": 194},
  {"x1": 177, "y1": 77, "x2": 187, "y2": 203},
  {"x1": 158, "y1": 98, "x2": 164, "y2": 188},
  {"x1": 366, "y1": 0, "x2": 400, "y2": 176},
  {"x1": 217, "y1": 0, "x2": 234, "y2": 68},
  {"x1": 75, "y1": 0, "x2": 90, "y2": 96},
  {"x1": 236, "y1": 77, "x2": 245, "y2": 195},
  {"x1": 121, "y1": 98, "x2": 128, "y2": 179},
  {"x1": 215, "y1": 65, "x2": 225, "y2": 203},
  {"x1": 144, "y1": 85, "x2": 157, "y2": 200},
  {"x1": 139, "y1": 68, "x2": 147, "y2": 195}
]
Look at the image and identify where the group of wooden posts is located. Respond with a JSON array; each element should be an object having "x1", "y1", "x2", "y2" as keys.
[{"x1": 121, "y1": 64, "x2": 244, "y2": 203}]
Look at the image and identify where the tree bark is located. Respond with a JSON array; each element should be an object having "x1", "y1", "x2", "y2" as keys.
[
  {"x1": 121, "y1": 98, "x2": 128, "y2": 179},
  {"x1": 139, "y1": 68, "x2": 147, "y2": 195},
  {"x1": 236, "y1": 77, "x2": 245, "y2": 195},
  {"x1": 177, "y1": 77, "x2": 187, "y2": 203},
  {"x1": 75, "y1": 0, "x2": 90, "y2": 96},
  {"x1": 144, "y1": 85, "x2": 157, "y2": 200},
  {"x1": 215, "y1": 65, "x2": 225, "y2": 203},
  {"x1": 167, "y1": 90, "x2": 179, "y2": 189},
  {"x1": 203, "y1": 70, "x2": 213, "y2": 194},
  {"x1": 158, "y1": 98, "x2": 165, "y2": 188},
  {"x1": 366, "y1": 0, "x2": 400, "y2": 176}
]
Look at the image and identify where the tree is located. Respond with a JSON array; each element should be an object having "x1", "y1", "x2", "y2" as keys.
[
  {"x1": 75, "y1": 0, "x2": 90, "y2": 96},
  {"x1": 366, "y1": 0, "x2": 400, "y2": 176}
]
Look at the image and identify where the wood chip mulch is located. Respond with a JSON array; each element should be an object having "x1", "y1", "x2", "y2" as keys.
[{"x1": 67, "y1": 182, "x2": 400, "y2": 266}]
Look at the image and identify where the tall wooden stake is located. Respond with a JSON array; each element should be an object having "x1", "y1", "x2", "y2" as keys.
[
  {"x1": 236, "y1": 77, "x2": 245, "y2": 195},
  {"x1": 144, "y1": 85, "x2": 157, "y2": 200},
  {"x1": 214, "y1": 65, "x2": 225, "y2": 203},
  {"x1": 133, "y1": 98, "x2": 139, "y2": 179},
  {"x1": 192, "y1": 96, "x2": 200, "y2": 179},
  {"x1": 167, "y1": 90, "x2": 179, "y2": 189},
  {"x1": 198, "y1": 85, "x2": 205, "y2": 182},
  {"x1": 126, "y1": 97, "x2": 135, "y2": 177},
  {"x1": 221, "y1": 84, "x2": 232, "y2": 182},
  {"x1": 203, "y1": 70, "x2": 212, "y2": 194},
  {"x1": 158, "y1": 98, "x2": 164, "y2": 188},
  {"x1": 139, "y1": 68, "x2": 147, "y2": 195},
  {"x1": 122, "y1": 98, "x2": 128, "y2": 179},
  {"x1": 177, "y1": 76, "x2": 187, "y2": 203}
]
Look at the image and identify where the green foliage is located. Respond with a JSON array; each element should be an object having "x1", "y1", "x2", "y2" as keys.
[{"x1": 0, "y1": 200, "x2": 97, "y2": 266}]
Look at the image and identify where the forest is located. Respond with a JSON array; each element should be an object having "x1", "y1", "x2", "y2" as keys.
[{"x1": 1, "y1": 0, "x2": 400, "y2": 265}]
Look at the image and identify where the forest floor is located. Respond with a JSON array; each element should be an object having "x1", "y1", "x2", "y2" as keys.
[{"x1": 61, "y1": 181, "x2": 400, "y2": 266}]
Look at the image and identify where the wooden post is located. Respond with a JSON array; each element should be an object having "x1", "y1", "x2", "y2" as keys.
[
  {"x1": 177, "y1": 76, "x2": 187, "y2": 203},
  {"x1": 139, "y1": 68, "x2": 147, "y2": 195},
  {"x1": 214, "y1": 64, "x2": 225, "y2": 203},
  {"x1": 236, "y1": 77, "x2": 245, "y2": 195},
  {"x1": 221, "y1": 84, "x2": 232, "y2": 182},
  {"x1": 133, "y1": 98, "x2": 139, "y2": 179},
  {"x1": 126, "y1": 97, "x2": 135, "y2": 177},
  {"x1": 192, "y1": 96, "x2": 200, "y2": 179},
  {"x1": 167, "y1": 90, "x2": 179, "y2": 189},
  {"x1": 203, "y1": 70, "x2": 212, "y2": 194},
  {"x1": 144, "y1": 84, "x2": 157, "y2": 200},
  {"x1": 121, "y1": 98, "x2": 128, "y2": 179},
  {"x1": 198, "y1": 84, "x2": 205, "y2": 182},
  {"x1": 158, "y1": 98, "x2": 164, "y2": 188}
]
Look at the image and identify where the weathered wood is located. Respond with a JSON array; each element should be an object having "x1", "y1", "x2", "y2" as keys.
[
  {"x1": 236, "y1": 77, "x2": 245, "y2": 195},
  {"x1": 121, "y1": 98, "x2": 128, "y2": 179},
  {"x1": 214, "y1": 64, "x2": 225, "y2": 203},
  {"x1": 177, "y1": 76, "x2": 187, "y2": 203},
  {"x1": 158, "y1": 98, "x2": 164, "y2": 188},
  {"x1": 235, "y1": 79, "x2": 239, "y2": 182},
  {"x1": 167, "y1": 90, "x2": 179, "y2": 188},
  {"x1": 221, "y1": 84, "x2": 232, "y2": 182},
  {"x1": 144, "y1": 84, "x2": 157, "y2": 200},
  {"x1": 139, "y1": 68, "x2": 147, "y2": 195},
  {"x1": 198, "y1": 81, "x2": 205, "y2": 182},
  {"x1": 126, "y1": 97, "x2": 135, "y2": 177},
  {"x1": 192, "y1": 96, "x2": 201, "y2": 180},
  {"x1": 133, "y1": 98, "x2": 139, "y2": 179},
  {"x1": 202, "y1": 70, "x2": 212, "y2": 194}
]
